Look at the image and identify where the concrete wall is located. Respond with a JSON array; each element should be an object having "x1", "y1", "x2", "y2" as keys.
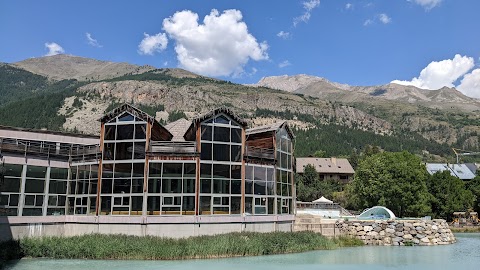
[{"x1": 0, "y1": 215, "x2": 294, "y2": 240}]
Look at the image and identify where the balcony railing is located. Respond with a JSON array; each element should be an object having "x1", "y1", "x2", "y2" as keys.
[
  {"x1": 0, "y1": 137, "x2": 100, "y2": 161},
  {"x1": 148, "y1": 141, "x2": 197, "y2": 156},
  {"x1": 244, "y1": 146, "x2": 275, "y2": 160}
]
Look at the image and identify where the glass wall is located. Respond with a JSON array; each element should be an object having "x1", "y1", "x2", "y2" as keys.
[
  {"x1": 100, "y1": 112, "x2": 147, "y2": 215},
  {"x1": 0, "y1": 163, "x2": 23, "y2": 216},
  {"x1": 147, "y1": 161, "x2": 196, "y2": 215},
  {"x1": 199, "y1": 114, "x2": 242, "y2": 215},
  {"x1": 245, "y1": 164, "x2": 275, "y2": 215},
  {"x1": 276, "y1": 127, "x2": 294, "y2": 214},
  {"x1": 68, "y1": 164, "x2": 97, "y2": 215},
  {"x1": 47, "y1": 167, "x2": 68, "y2": 215}
]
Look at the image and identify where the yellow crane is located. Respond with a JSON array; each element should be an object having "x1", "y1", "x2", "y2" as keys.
[{"x1": 452, "y1": 148, "x2": 480, "y2": 163}]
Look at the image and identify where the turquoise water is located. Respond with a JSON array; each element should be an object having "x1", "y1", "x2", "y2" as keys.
[{"x1": 5, "y1": 233, "x2": 480, "y2": 270}]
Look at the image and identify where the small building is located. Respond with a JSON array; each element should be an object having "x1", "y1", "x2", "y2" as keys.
[
  {"x1": 296, "y1": 157, "x2": 354, "y2": 183},
  {"x1": 426, "y1": 163, "x2": 476, "y2": 181}
]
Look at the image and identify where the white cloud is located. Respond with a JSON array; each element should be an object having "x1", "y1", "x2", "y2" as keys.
[
  {"x1": 86, "y1": 33, "x2": 102, "y2": 47},
  {"x1": 138, "y1": 32, "x2": 168, "y2": 55},
  {"x1": 279, "y1": 60, "x2": 291, "y2": 68},
  {"x1": 44, "y1": 42, "x2": 64, "y2": 56},
  {"x1": 363, "y1": 19, "x2": 373, "y2": 26},
  {"x1": 162, "y1": 9, "x2": 268, "y2": 77},
  {"x1": 277, "y1": 31, "x2": 290, "y2": 39},
  {"x1": 457, "y1": 69, "x2": 480, "y2": 98},
  {"x1": 378, "y1": 14, "x2": 391, "y2": 24},
  {"x1": 411, "y1": 0, "x2": 442, "y2": 10},
  {"x1": 345, "y1": 3, "x2": 353, "y2": 10},
  {"x1": 294, "y1": 0, "x2": 321, "y2": 26},
  {"x1": 391, "y1": 54, "x2": 475, "y2": 90}
]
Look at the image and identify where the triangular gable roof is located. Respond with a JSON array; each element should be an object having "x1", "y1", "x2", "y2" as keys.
[
  {"x1": 246, "y1": 121, "x2": 295, "y2": 140},
  {"x1": 313, "y1": 196, "x2": 333, "y2": 203},
  {"x1": 165, "y1": 118, "x2": 191, "y2": 141},
  {"x1": 184, "y1": 107, "x2": 247, "y2": 140},
  {"x1": 99, "y1": 103, "x2": 173, "y2": 141}
]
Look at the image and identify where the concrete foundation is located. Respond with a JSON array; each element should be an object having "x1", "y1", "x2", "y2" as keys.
[{"x1": 0, "y1": 215, "x2": 294, "y2": 240}]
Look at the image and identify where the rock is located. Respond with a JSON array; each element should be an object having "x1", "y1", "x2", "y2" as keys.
[
  {"x1": 364, "y1": 226, "x2": 373, "y2": 232},
  {"x1": 416, "y1": 227, "x2": 425, "y2": 231},
  {"x1": 385, "y1": 228, "x2": 396, "y2": 234},
  {"x1": 395, "y1": 231, "x2": 404, "y2": 237},
  {"x1": 403, "y1": 234, "x2": 413, "y2": 240},
  {"x1": 416, "y1": 234, "x2": 425, "y2": 239},
  {"x1": 358, "y1": 231, "x2": 366, "y2": 236},
  {"x1": 421, "y1": 237, "x2": 430, "y2": 243}
]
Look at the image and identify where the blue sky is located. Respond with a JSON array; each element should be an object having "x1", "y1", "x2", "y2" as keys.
[{"x1": 1, "y1": 0, "x2": 479, "y2": 97}]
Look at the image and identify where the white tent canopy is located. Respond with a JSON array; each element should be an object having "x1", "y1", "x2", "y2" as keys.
[{"x1": 312, "y1": 196, "x2": 333, "y2": 203}]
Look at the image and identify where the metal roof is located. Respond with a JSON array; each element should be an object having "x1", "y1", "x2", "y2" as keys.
[
  {"x1": 164, "y1": 118, "x2": 191, "y2": 141},
  {"x1": 246, "y1": 121, "x2": 295, "y2": 139},
  {"x1": 296, "y1": 157, "x2": 355, "y2": 174},
  {"x1": 425, "y1": 163, "x2": 476, "y2": 180}
]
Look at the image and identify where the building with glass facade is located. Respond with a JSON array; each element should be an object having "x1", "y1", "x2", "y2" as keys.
[{"x1": 0, "y1": 104, "x2": 295, "y2": 239}]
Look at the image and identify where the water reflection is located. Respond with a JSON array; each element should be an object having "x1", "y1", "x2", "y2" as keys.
[{"x1": 5, "y1": 234, "x2": 479, "y2": 270}]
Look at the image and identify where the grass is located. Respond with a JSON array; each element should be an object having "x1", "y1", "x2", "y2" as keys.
[
  {"x1": 0, "y1": 232, "x2": 362, "y2": 262},
  {"x1": 450, "y1": 227, "x2": 480, "y2": 233}
]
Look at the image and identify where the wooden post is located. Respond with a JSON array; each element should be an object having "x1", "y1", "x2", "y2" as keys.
[
  {"x1": 195, "y1": 122, "x2": 201, "y2": 216},
  {"x1": 95, "y1": 123, "x2": 105, "y2": 216},
  {"x1": 143, "y1": 121, "x2": 152, "y2": 216},
  {"x1": 241, "y1": 127, "x2": 245, "y2": 215}
]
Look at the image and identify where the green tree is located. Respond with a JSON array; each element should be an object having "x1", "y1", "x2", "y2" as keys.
[
  {"x1": 313, "y1": 150, "x2": 326, "y2": 158},
  {"x1": 296, "y1": 164, "x2": 342, "y2": 202},
  {"x1": 347, "y1": 151, "x2": 431, "y2": 217},
  {"x1": 427, "y1": 171, "x2": 474, "y2": 220},
  {"x1": 465, "y1": 176, "x2": 480, "y2": 213}
]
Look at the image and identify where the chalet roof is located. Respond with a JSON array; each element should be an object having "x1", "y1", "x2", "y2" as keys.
[
  {"x1": 296, "y1": 157, "x2": 355, "y2": 174},
  {"x1": 246, "y1": 121, "x2": 295, "y2": 140},
  {"x1": 426, "y1": 163, "x2": 476, "y2": 180},
  {"x1": 192, "y1": 107, "x2": 248, "y2": 127},
  {"x1": 184, "y1": 107, "x2": 247, "y2": 140},
  {"x1": 98, "y1": 104, "x2": 173, "y2": 141},
  {"x1": 165, "y1": 118, "x2": 191, "y2": 141}
]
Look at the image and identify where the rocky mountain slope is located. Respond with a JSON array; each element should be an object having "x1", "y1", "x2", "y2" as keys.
[{"x1": 1, "y1": 55, "x2": 479, "y2": 159}]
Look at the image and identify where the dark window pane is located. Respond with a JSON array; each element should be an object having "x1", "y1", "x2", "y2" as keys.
[
  {"x1": 200, "y1": 196, "x2": 211, "y2": 214},
  {"x1": 9, "y1": 194, "x2": 19, "y2": 206},
  {"x1": 118, "y1": 112, "x2": 134, "y2": 122},
  {"x1": 100, "y1": 196, "x2": 111, "y2": 215},
  {"x1": 25, "y1": 179, "x2": 45, "y2": 193},
  {"x1": 246, "y1": 165, "x2": 253, "y2": 180},
  {"x1": 132, "y1": 178, "x2": 144, "y2": 193},
  {"x1": 35, "y1": 195, "x2": 44, "y2": 206},
  {"x1": 267, "y1": 168, "x2": 274, "y2": 182},
  {"x1": 183, "y1": 163, "x2": 196, "y2": 177},
  {"x1": 133, "y1": 142, "x2": 146, "y2": 159},
  {"x1": 148, "y1": 178, "x2": 161, "y2": 193},
  {"x1": 0, "y1": 195, "x2": 8, "y2": 206},
  {"x1": 149, "y1": 163, "x2": 162, "y2": 177},
  {"x1": 102, "y1": 164, "x2": 114, "y2": 178},
  {"x1": 200, "y1": 143, "x2": 212, "y2": 160},
  {"x1": 245, "y1": 196, "x2": 253, "y2": 214},
  {"x1": 200, "y1": 179, "x2": 211, "y2": 193},
  {"x1": 213, "y1": 179, "x2": 230, "y2": 194},
  {"x1": 213, "y1": 144, "x2": 229, "y2": 161},
  {"x1": 267, "y1": 182, "x2": 275, "y2": 195},
  {"x1": 26, "y1": 166, "x2": 46, "y2": 179},
  {"x1": 131, "y1": 196, "x2": 143, "y2": 212},
  {"x1": 116, "y1": 124, "x2": 134, "y2": 140},
  {"x1": 231, "y1": 145, "x2": 242, "y2": 162},
  {"x1": 162, "y1": 179, "x2": 181, "y2": 193},
  {"x1": 163, "y1": 163, "x2": 182, "y2": 177},
  {"x1": 115, "y1": 142, "x2": 133, "y2": 160},
  {"x1": 214, "y1": 127, "x2": 230, "y2": 142},
  {"x1": 113, "y1": 179, "x2": 131, "y2": 193},
  {"x1": 103, "y1": 143, "x2": 115, "y2": 160},
  {"x1": 49, "y1": 180, "x2": 67, "y2": 194},
  {"x1": 200, "y1": 164, "x2": 211, "y2": 178},
  {"x1": 22, "y1": 208, "x2": 42, "y2": 216},
  {"x1": 254, "y1": 167, "x2": 266, "y2": 181},
  {"x1": 135, "y1": 124, "x2": 147, "y2": 140},
  {"x1": 114, "y1": 163, "x2": 132, "y2": 178},
  {"x1": 50, "y1": 168, "x2": 68, "y2": 180},
  {"x1": 4, "y1": 164, "x2": 23, "y2": 177},
  {"x1": 231, "y1": 197, "x2": 241, "y2": 214},
  {"x1": 58, "y1": 196, "x2": 66, "y2": 206},
  {"x1": 231, "y1": 128, "x2": 241, "y2": 143},
  {"x1": 182, "y1": 196, "x2": 195, "y2": 212},
  {"x1": 201, "y1": 125, "x2": 212, "y2": 141},
  {"x1": 1, "y1": 177, "x2": 21, "y2": 192},
  {"x1": 213, "y1": 164, "x2": 229, "y2": 179},
  {"x1": 183, "y1": 178, "x2": 195, "y2": 193},
  {"x1": 245, "y1": 180, "x2": 253, "y2": 194},
  {"x1": 104, "y1": 125, "x2": 116, "y2": 140},
  {"x1": 147, "y1": 196, "x2": 160, "y2": 212},
  {"x1": 132, "y1": 163, "x2": 144, "y2": 177},
  {"x1": 215, "y1": 115, "x2": 229, "y2": 124},
  {"x1": 254, "y1": 181, "x2": 266, "y2": 195},
  {"x1": 91, "y1": 165, "x2": 99, "y2": 179},
  {"x1": 231, "y1": 165, "x2": 241, "y2": 179},
  {"x1": 101, "y1": 179, "x2": 113, "y2": 194},
  {"x1": 25, "y1": 195, "x2": 35, "y2": 206},
  {"x1": 231, "y1": 180, "x2": 241, "y2": 194}
]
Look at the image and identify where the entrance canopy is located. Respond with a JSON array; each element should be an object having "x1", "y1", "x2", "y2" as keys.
[{"x1": 312, "y1": 196, "x2": 333, "y2": 204}]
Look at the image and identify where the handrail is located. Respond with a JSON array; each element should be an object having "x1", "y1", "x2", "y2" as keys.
[
  {"x1": 244, "y1": 145, "x2": 275, "y2": 159},
  {"x1": 0, "y1": 137, "x2": 100, "y2": 158},
  {"x1": 148, "y1": 141, "x2": 197, "y2": 154}
]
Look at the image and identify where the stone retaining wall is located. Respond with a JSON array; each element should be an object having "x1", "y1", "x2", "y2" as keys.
[{"x1": 337, "y1": 219, "x2": 456, "y2": 246}]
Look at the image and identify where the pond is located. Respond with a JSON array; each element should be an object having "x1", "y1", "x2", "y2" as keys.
[{"x1": 5, "y1": 233, "x2": 479, "y2": 270}]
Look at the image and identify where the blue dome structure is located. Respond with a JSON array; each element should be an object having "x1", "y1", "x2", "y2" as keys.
[{"x1": 358, "y1": 206, "x2": 396, "y2": 220}]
